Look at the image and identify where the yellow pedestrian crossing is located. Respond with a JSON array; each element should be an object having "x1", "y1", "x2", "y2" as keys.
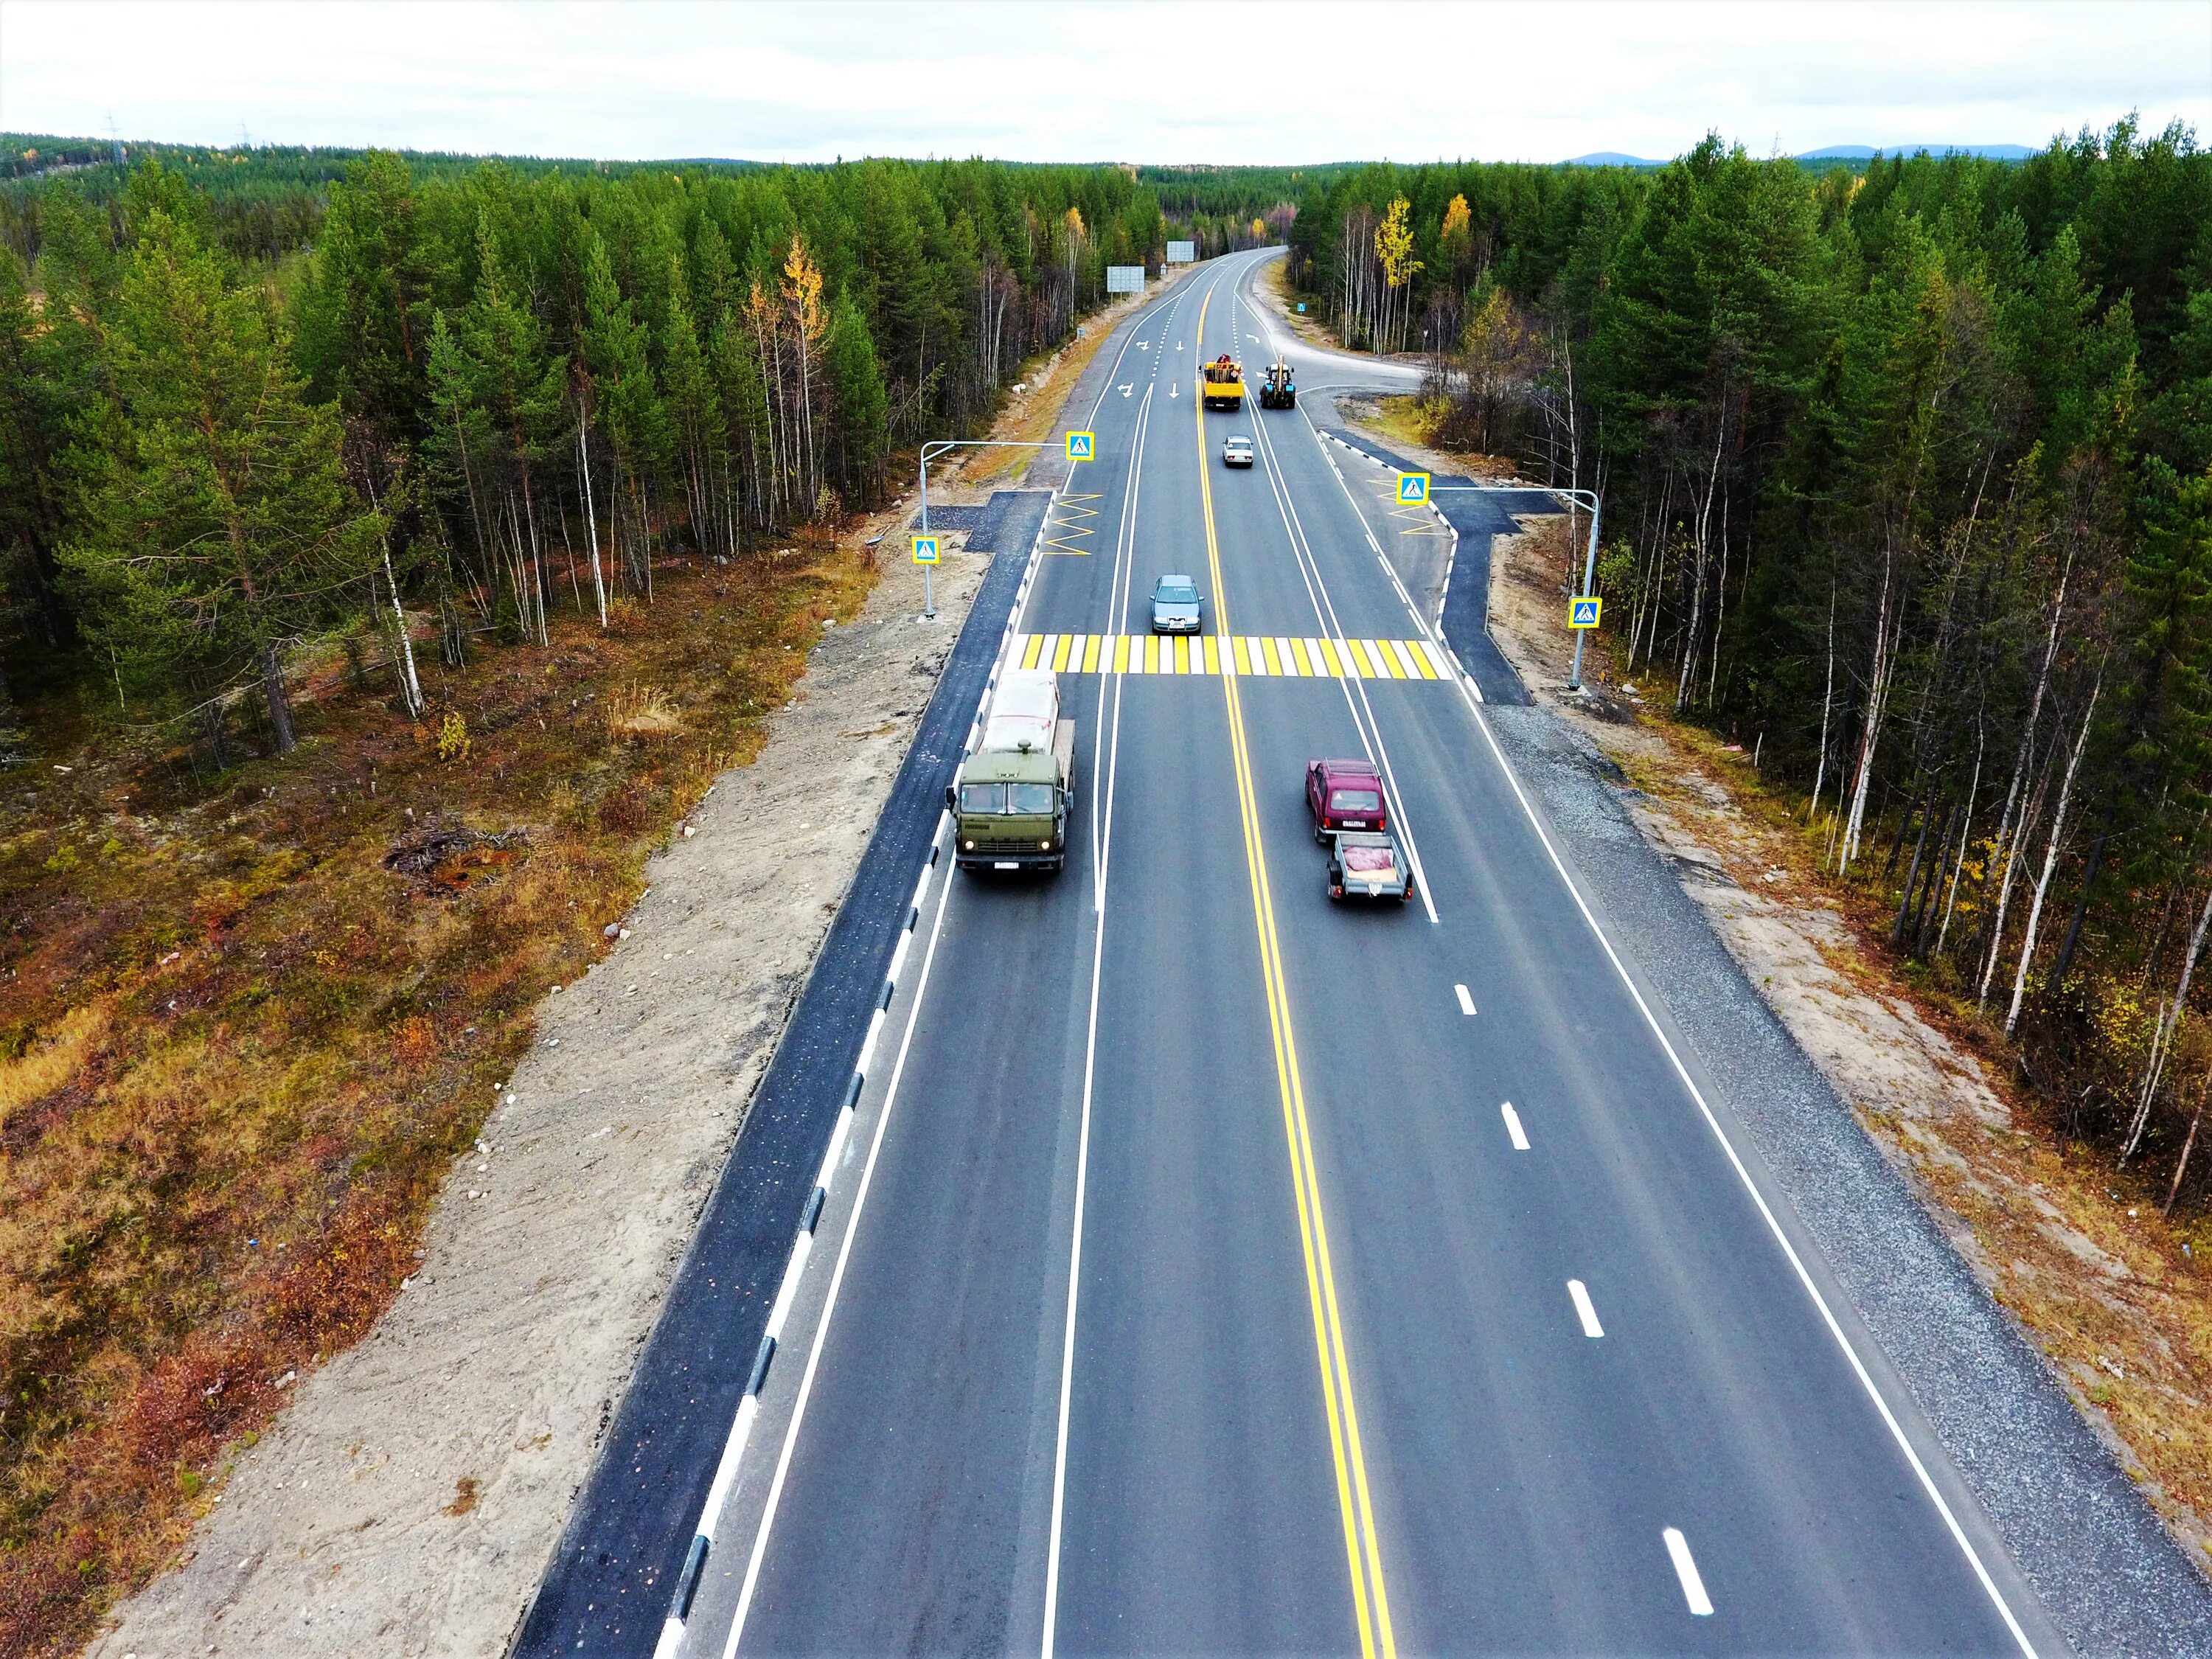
[{"x1": 1013, "y1": 633, "x2": 1455, "y2": 681}]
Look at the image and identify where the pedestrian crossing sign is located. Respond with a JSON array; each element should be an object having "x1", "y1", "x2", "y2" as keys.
[
  {"x1": 1570, "y1": 597, "x2": 1602, "y2": 629},
  {"x1": 1066, "y1": 431, "x2": 1095, "y2": 462},
  {"x1": 1397, "y1": 472, "x2": 1430, "y2": 505},
  {"x1": 911, "y1": 535, "x2": 940, "y2": 566}
]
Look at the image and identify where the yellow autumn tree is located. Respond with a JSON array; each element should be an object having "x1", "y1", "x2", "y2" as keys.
[{"x1": 1374, "y1": 196, "x2": 1422, "y2": 351}]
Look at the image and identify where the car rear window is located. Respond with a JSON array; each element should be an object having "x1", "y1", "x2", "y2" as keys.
[
  {"x1": 959, "y1": 783, "x2": 1006, "y2": 813},
  {"x1": 1329, "y1": 788, "x2": 1382, "y2": 813},
  {"x1": 1157, "y1": 584, "x2": 1200, "y2": 605}
]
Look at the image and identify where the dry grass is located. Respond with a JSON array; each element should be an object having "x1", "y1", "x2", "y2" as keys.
[
  {"x1": 603, "y1": 682, "x2": 682, "y2": 742},
  {"x1": 0, "y1": 542, "x2": 876, "y2": 1655}
]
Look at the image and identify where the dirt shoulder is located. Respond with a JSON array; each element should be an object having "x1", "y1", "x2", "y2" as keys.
[
  {"x1": 82, "y1": 274, "x2": 1186, "y2": 1656},
  {"x1": 86, "y1": 537, "x2": 987, "y2": 1659},
  {"x1": 1481, "y1": 505, "x2": 2212, "y2": 1574}
]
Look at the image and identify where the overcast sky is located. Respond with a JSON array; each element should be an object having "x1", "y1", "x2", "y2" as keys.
[{"x1": 1, "y1": 1, "x2": 2202, "y2": 166}]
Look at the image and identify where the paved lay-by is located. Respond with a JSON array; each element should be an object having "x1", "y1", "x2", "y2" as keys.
[{"x1": 530, "y1": 250, "x2": 2199, "y2": 1658}]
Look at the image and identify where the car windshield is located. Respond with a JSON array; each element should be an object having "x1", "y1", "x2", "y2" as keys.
[
  {"x1": 1008, "y1": 782, "x2": 1057, "y2": 814},
  {"x1": 1330, "y1": 787, "x2": 1382, "y2": 813},
  {"x1": 959, "y1": 783, "x2": 1006, "y2": 814},
  {"x1": 1157, "y1": 584, "x2": 1200, "y2": 605}
]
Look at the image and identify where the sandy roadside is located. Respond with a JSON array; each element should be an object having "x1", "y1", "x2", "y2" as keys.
[
  {"x1": 1479, "y1": 505, "x2": 2212, "y2": 1571},
  {"x1": 86, "y1": 268, "x2": 1187, "y2": 1658}
]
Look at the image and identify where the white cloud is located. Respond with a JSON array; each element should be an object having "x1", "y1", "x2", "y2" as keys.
[{"x1": 1, "y1": 0, "x2": 2202, "y2": 164}]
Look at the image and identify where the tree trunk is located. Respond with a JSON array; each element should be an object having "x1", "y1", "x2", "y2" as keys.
[
  {"x1": 260, "y1": 642, "x2": 297, "y2": 755},
  {"x1": 2166, "y1": 1082, "x2": 2206, "y2": 1217},
  {"x1": 2048, "y1": 820, "x2": 2111, "y2": 996},
  {"x1": 2127, "y1": 880, "x2": 2212, "y2": 1164},
  {"x1": 577, "y1": 415, "x2": 608, "y2": 627},
  {"x1": 2007, "y1": 677, "x2": 2098, "y2": 1033}
]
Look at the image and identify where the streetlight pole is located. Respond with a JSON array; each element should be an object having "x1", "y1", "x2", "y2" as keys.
[
  {"x1": 917, "y1": 438, "x2": 1053, "y2": 619},
  {"x1": 1430, "y1": 483, "x2": 1603, "y2": 692}
]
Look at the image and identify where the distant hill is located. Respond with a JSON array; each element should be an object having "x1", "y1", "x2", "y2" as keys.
[{"x1": 1563, "y1": 143, "x2": 2037, "y2": 169}]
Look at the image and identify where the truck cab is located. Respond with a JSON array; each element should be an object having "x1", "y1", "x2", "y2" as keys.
[{"x1": 950, "y1": 669, "x2": 1077, "y2": 872}]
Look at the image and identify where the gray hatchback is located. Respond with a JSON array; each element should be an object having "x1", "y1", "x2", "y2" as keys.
[{"x1": 1150, "y1": 575, "x2": 1203, "y2": 634}]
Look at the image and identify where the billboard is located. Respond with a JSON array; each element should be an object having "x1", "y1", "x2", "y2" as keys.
[
  {"x1": 1166, "y1": 240, "x2": 1196, "y2": 264},
  {"x1": 1106, "y1": 265, "x2": 1144, "y2": 293}
]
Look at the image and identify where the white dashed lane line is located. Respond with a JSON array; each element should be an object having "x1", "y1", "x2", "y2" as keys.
[
  {"x1": 1663, "y1": 1528, "x2": 1716, "y2": 1616},
  {"x1": 1568, "y1": 1279, "x2": 1604, "y2": 1339},
  {"x1": 1454, "y1": 983, "x2": 1476, "y2": 1017},
  {"x1": 1500, "y1": 1102, "x2": 1529, "y2": 1151}
]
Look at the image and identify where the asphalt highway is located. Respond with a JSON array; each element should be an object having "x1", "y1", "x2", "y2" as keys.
[{"x1": 664, "y1": 252, "x2": 2055, "y2": 1656}]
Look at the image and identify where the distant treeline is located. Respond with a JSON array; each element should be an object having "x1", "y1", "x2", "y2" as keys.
[
  {"x1": 0, "y1": 146, "x2": 1171, "y2": 768},
  {"x1": 1290, "y1": 119, "x2": 2212, "y2": 1200}
]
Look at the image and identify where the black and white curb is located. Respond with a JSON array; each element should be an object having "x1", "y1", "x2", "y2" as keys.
[{"x1": 650, "y1": 485, "x2": 1058, "y2": 1659}]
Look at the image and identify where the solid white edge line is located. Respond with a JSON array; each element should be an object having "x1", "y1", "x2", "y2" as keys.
[
  {"x1": 1455, "y1": 983, "x2": 1476, "y2": 1017},
  {"x1": 1500, "y1": 1101, "x2": 1529, "y2": 1151},
  {"x1": 1663, "y1": 1527, "x2": 1716, "y2": 1617},
  {"x1": 1443, "y1": 661, "x2": 2039, "y2": 1656},
  {"x1": 1567, "y1": 1278, "x2": 1604, "y2": 1339},
  {"x1": 723, "y1": 835, "x2": 960, "y2": 1656}
]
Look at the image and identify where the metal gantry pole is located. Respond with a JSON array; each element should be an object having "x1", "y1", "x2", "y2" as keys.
[{"x1": 1567, "y1": 492, "x2": 1603, "y2": 692}]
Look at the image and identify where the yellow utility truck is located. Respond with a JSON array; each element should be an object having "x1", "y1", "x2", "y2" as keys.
[{"x1": 1202, "y1": 353, "x2": 1245, "y2": 411}]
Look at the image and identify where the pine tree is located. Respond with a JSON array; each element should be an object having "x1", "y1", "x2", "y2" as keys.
[{"x1": 60, "y1": 212, "x2": 380, "y2": 753}]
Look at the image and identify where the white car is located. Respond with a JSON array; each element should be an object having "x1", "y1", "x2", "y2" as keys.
[{"x1": 1222, "y1": 436, "x2": 1254, "y2": 468}]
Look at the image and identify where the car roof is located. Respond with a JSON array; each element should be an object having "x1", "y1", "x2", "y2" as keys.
[
  {"x1": 1225, "y1": 435, "x2": 1253, "y2": 444},
  {"x1": 1315, "y1": 756, "x2": 1380, "y2": 777},
  {"x1": 1155, "y1": 574, "x2": 1195, "y2": 587}
]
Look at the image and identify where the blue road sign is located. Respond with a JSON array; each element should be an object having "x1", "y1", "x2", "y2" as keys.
[
  {"x1": 1066, "y1": 431, "x2": 1095, "y2": 462},
  {"x1": 1397, "y1": 472, "x2": 1430, "y2": 505},
  {"x1": 1569, "y1": 597, "x2": 1602, "y2": 629},
  {"x1": 911, "y1": 535, "x2": 940, "y2": 566}
]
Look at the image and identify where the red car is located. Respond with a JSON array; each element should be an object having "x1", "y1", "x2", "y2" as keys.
[{"x1": 1306, "y1": 757, "x2": 1387, "y2": 843}]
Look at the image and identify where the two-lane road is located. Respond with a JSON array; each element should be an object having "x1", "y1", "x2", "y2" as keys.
[{"x1": 666, "y1": 251, "x2": 2050, "y2": 1656}]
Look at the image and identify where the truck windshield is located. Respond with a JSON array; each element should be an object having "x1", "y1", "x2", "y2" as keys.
[
  {"x1": 959, "y1": 783, "x2": 1006, "y2": 813},
  {"x1": 1329, "y1": 787, "x2": 1382, "y2": 813},
  {"x1": 1158, "y1": 584, "x2": 1199, "y2": 605},
  {"x1": 1008, "y1": 782, "x2": 1057, "y2": 814}
]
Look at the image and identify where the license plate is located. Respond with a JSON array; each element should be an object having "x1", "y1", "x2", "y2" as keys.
[
  {"x1": 994, "y1": 861, "x2": 1019, "y2": 870},
  {"x1": 1343, "y1": 820, "x2": 1366, "y2": 828}
]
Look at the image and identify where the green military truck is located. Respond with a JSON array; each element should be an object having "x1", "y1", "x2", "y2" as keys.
[{"x1": 947, "y1": 667, "x2": 1076, "y2": 873}]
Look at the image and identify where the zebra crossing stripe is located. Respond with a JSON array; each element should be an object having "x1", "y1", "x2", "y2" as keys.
[{"x1": 1000, "y1": 634, "x2": 1455, "y2": 681}]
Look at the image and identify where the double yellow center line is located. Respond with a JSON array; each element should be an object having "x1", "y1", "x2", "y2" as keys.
[{"x1": 1192, "y1": 285, "x2": 1397, "y2": 1658}]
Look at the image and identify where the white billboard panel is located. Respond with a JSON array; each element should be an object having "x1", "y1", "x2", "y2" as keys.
[
  {"x1": 1106, "y1": 265, "x2": 1144, "y2": 293},
  {"x1": 1166, "y1": 240, "x2": 1196, "y2": 264}
]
